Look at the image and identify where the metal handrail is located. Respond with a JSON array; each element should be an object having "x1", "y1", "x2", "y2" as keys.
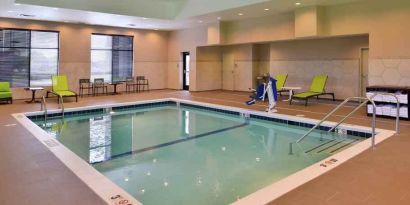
[
  {"x1": 290, "y1": 96, "x2": 378, "y2": 155},
  {"x1": 41, "y1": 96, "x2": 48, "y2": 123},
  {"x1": 58, "y1": 95, "x2": 65, "y2": 119},
  {"x1": 369, "y1": 92, "x2": 400, "y2": 134}
]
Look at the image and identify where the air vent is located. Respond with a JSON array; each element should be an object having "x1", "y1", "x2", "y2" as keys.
[{"x1": 19, "y1": 14, "x2": 35, "y2": 17}]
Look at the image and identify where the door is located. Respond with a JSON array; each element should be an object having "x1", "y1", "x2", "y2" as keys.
[
  {"x1": 222, "y1": 49, "x2": 234, "y2": 90},
  {"x1": 360, "y1": 48, "x2": 369, "y2": 97},
  {"x1": 182, "y1": 52, "x2": 190, "y2": 90}
]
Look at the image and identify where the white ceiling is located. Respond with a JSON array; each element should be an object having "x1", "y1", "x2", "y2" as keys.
[{"x1": 0, "y1": 0, "x2": 365, "y2": 30}]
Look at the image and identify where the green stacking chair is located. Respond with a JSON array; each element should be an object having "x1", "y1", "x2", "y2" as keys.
[
  {"x1": 0, "y1": 82, "x2": 12, "y2": 104},
  {"x1": 290, "y1": 75, "x2": 335, "y2": 106},
  {"x1": 46, "y1": 75, "x2": 78, "y2": 102},
  {"x1": 275, "y1": 74, "x2": 288, "y2": 96}
]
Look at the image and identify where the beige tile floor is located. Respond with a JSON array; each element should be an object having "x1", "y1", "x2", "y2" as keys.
[{"x1": 0, "y1": 89, "x2": 408, "y2": 205}]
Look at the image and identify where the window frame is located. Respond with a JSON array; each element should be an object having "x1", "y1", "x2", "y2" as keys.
[
  {"x1": 0, "y1": 27, "x2": 60, "y2": 87},
  {"x1": 91, "y1": 33, "x2": 134, "y2": 83}
]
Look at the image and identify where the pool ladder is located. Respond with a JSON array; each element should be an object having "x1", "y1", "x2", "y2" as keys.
[
  {"x1": 40, "y1": 95, "x2": 65, "y2": 124},
  {"x1": 289, "y1": 93, "x2": 400, "y2": 155},
  {"x1": 41, "y1": 96, "x2": 48, "y2": 124}
]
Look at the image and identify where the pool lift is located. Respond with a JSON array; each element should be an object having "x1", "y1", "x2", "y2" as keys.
[{"x1": 246, "y1": 75, "x2": 278, "y2": 113}]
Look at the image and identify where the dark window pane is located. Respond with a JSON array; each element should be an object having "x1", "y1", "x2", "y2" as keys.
[
  {"x1": 112, "y1": 36, "x2": 133, "y2": 51},
  {"x1": 0, "y1": 29, "x2": 30, "y2": 48},
  {"x1": 112, "y1": 50, "x2": 133, "y2": 82},
  {"x1": 0, "y1": 48, "x2": 30, "y2": 87}
]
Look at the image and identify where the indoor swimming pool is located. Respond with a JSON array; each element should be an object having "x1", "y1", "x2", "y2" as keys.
[{"x1": 27, "y1": 100, "x2": 371, "y2": 205}]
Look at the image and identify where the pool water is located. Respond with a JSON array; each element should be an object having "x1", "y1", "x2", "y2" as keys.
[{"x1": 33, "y1": 104, "x2": 364, "y2": 205}]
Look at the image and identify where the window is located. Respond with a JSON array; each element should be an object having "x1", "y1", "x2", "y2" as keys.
[
  {"x1": 91, "y1": 34, "x2": 133, "y2": 82},
  {"x1": 0, "y1": 29, "x2": 59, "y2": 87}
]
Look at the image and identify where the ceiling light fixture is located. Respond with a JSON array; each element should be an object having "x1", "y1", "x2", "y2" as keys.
[
  {"x1": 142, "y1": 17, "x2": 148, "y2": 20},
  {"x1": 7, "y1": 10, "x2": 14, "y2": 13},
  {"x1": 198, "y1": 20, "x2": 203, "y2": 23},
  {"x1": 295, "y1": 2, "x2": 301, "y2": 6},
  {"x1": 238, "y1": 13, "x2": 244, "y2": 16},
  {"x1": 217, "y1": 17, "x2": 221, "y2": 20},
  {"x1": 15, "y1": 3, "x2": 21, "y2": 6},
  {"x1": 264, "y1": 8, "x2": 270, "y2": 11}
]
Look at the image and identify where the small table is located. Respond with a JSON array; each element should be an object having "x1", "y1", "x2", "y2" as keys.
[
  {"x1": 109, "y1": 82, "x2": 123, "y2": 95},
  {"x1": 24, "y1": 87, "x2": 44, "y2": 103},
  {"x1": 281, "y1": 86, "x2": 301, "y2": 101}
]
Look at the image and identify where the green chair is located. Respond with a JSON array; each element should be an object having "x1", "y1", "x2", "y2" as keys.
[
  {"x1": 0, "y1": 82, "x2": 12, "y2": 104},
  {"x1": 275, "y1": 74, "x2": 288, "y2": 96},
  {"x1": 290, "y1": 75, "x2": 335, "y2": 106},
  {"x1": 46, "y1": 75, "x2": 78, "y2": 102}
]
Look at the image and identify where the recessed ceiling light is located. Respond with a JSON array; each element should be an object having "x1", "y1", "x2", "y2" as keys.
[
  {"x1": 15, "y1": 3, "x2": 21, "y2": 6},
  {"x1": 7, "y1": 10, "x2": 14, "y2": 13},
  {"x1": 142, "y1": 17, "x2": 148, "y2": 20},
  {"x1": 238, "y1": 13, "x2": 244, "y2": 16},
  {"x1": 217, "y1": 17, "x2": 221, "y2": 20},
  {"x1": 198, "y1": 20, "x2": 203, "y2": 23},
  {"x1": 296, "y1": 2, "x2": 301, "y2": 6},
  {"x1": 264, "y1": 8, "x2": 270, "y2": 11}
]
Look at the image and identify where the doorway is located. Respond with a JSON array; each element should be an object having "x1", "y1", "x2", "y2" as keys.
[
  {"x1": 359, "y1": 48, "x2": 369, "y2": 97},
  {"x1": 182, "y1": 52, "x2": 190, "y2": 90},
  {"x1": 222, "y1": 49, "x2": 234, "y2": 90}
]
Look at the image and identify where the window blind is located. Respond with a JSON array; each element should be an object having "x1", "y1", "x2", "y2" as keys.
[
  {"x1": 91, "y1": 34, "x2": 133, "y2": 82},
  {"x1": 0, "y1": 29, "x2": 59, "y2": 87}
]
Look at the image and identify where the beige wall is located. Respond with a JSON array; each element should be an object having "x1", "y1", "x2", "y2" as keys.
[
  {"x1": 0, "y1": 17, "x2": 168, "y2": 100},
  {"x1": 269, "y1": 35, "x2": 369, "y2": 99},
  {"x1": 167, "y1": 25, "x2": 208, "y2": 91},
  {"x1": 196, "y1": 46, "x2": 222, "y2": 90},
  {"x1": 223, "y1": 12, "x2": 295, "y2": 44}
]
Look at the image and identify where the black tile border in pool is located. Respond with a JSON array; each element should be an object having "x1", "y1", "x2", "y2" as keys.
[
  {"x1": 250, "y1": 114, "x2": 372, "y2": 138},
  {"x1": 112, "y1": 101, "x2": 176, "y2": 111},
  {"x1": 26, "y1": 100, "x2": 372, "y2": 138},
  {"x1": 27, "y1": 108, "x2": 105, "y2": 121},
  {"x1": 179, "y1": 103, "x2": 240, "y2": 116}
]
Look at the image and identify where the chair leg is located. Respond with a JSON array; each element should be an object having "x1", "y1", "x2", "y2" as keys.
[{"x1": 305, "y1": 99, "x2": 308, "y2": 106}]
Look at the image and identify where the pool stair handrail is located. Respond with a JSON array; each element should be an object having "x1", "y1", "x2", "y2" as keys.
[
  {"x1": 289, "y1": 94, "x2": 400, "y2": 155},
  {"x1": 41, "y1": 96, "x2": 48, "y2": 124},
  {"x1": 59, "y1": 95, "x2": 65, "y2": 119}
]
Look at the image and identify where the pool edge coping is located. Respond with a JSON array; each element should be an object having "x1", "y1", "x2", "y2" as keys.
[{"x1": 13, "y1": 98, "x2": 396, "y2": 205}]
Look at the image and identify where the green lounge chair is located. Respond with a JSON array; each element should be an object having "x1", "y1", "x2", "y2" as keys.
[
  {"x1": 290, "y1": 75, "x2": 335, "y2": 106},
  {"x1": 0, "y1": 82, "x2": 12, "y2": 104},
  {"x1": 275, "y1": 74, "x2": 288, "y2": 96},
  {"x1": 46, "y1": 75, "x2": 78, "y2": 102}
]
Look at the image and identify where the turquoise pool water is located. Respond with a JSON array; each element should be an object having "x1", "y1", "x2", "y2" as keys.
[{"x1": 32, "y1": 104, "x2": 364, "y2": 205}]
